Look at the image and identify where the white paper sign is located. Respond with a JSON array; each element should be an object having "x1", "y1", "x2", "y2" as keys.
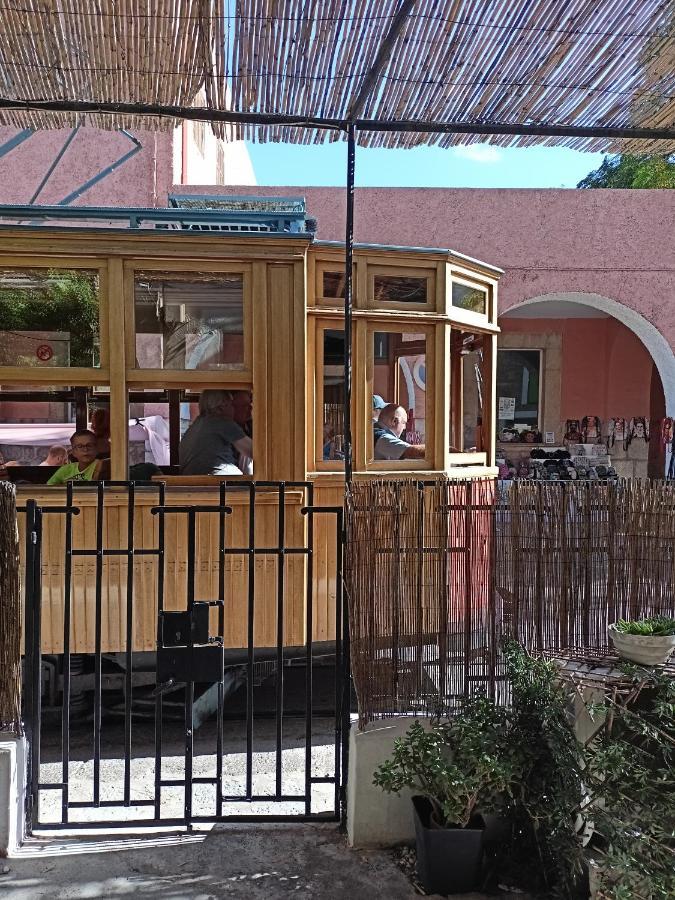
[
  {"x1": 498, "y1": 397, "x2": 516, "y2": 420},
  {"x1": 545, "y1": 432, "x2": 555, "y2": 444}
]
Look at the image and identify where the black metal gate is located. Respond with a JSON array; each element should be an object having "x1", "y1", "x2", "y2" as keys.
[{"x1": 22, "y1": 481, "x2": 347, "y2": 831}]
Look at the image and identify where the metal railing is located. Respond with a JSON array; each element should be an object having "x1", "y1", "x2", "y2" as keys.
[{"x1": 22, "y1": 481, "x2": 347, "y2": 831}]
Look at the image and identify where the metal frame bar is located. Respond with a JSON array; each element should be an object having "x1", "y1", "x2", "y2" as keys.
[
  {"x1": 343, "y1": 126, "x2": 356, "y2": 483},
  {"x1": 1, "y1": 97, "x2": 674, "y2": 143},
  {"x1": 22, "y1": 500, "x2": 42, "y2": 830},
  {"x1": 0, "y1": 203, "x2": 312, "y2": 231}
]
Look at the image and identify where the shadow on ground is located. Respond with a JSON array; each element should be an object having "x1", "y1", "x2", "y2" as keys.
[{"x1": 2, "y1": 824, "x2": 415, "y2": 899}]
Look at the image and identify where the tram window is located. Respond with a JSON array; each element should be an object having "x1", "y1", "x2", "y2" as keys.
[
  {"x1": 372, "y1": 331, "x2": 428, "y2": 463},
  {"x1": 134, "y1": 272, "x2": 245, "y2": 371},
  {"x1": 451, "y1": 281, "x2": 487, "y2": 315},
  {"x1": 315, "y1": 263, "x2": 356, "y2": 305},
  {"x1": 128, "y1": 389, "x2": 253, "y2": 472},
  {"x1": 0, "y1": 268, "x2": 100, "y2": 368},
  {"x1": 461, "y1": 338, "x2": 484, "y2": 451},
  {"x1": 0, "y1": 386, "x2": 108, "y2": 477},
  {"x1": 322, "y1": 271, "x2": 345, "y2": 299},
  {"x1": 373, "y1": 274, "x2": 428, "y2": 305},
  {"x1": 318, "y1": 329, "x2": 345, "y2": 467}
]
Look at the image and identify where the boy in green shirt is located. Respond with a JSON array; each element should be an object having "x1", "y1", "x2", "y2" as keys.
[{"x1": 47, "y1": 429, "x2": 105, "y2": 485}]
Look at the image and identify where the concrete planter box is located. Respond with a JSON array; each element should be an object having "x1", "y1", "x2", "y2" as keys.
[
  {"x1": 608, "y1": 624, "x2": 675, "y2": 666},
  {"x1": 0, "y1": 736, "x2": 26, "y2": 856}
]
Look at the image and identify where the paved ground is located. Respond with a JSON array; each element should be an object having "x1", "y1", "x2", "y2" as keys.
[{"x1": 1, "y1": 825, "x2": 416, "y2": 899}]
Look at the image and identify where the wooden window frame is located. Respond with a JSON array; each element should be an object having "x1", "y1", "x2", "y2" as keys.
[
  {"x1": 310, "y1": 317, "x2": 350, "y2": 473},
  {"x1": 0, "y1": 255, "x2": 109, "y2": 384},
  {"x1": 366, "y1": 319, "x2": 437, "y2": 472},
  {"x1": 366, "y1": 262, "x2": 437, "y2": 313},
  {"x1": 311, "y1": 258, "x2": 356, "y2": 309},
  {"x1": 124, "y1": 259, "x2": 253, "y2": 386},
  {"x1": 125, "y1": 382, "x2": 254, "y2": 472},
  {"x1": 447, "y1": 272, "x2": 494, "y2": 329}
]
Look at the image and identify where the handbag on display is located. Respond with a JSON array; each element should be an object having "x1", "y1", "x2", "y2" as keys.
[
  {"x1": 606, "y1": 418, "x2": 626, "y2": 449},
  {"x1": 581, "y1": 416, "x2": 602, "y2": 444},
  {"x1": 563, "y1": 419, "x2": 581, "y2": 443},
  {"x1": 624, "y1": 417, "x2": 649, "y2": 450}
]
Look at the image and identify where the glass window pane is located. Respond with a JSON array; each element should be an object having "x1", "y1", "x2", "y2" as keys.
[
  {"x1": 452, "y1": 282, "x2": 487, "y2": 314},
  {"x1": 178, "y1": 389, "x2": 253, "y2": 476},
  {"x1": 128, "y1": 389, "x2": 253, "y2": 475},
  {"x1": 0, "y1": 268, "x2": 100, "y2": 367},
  {"x1": 128, "y1": 395, "x2": 171, "y2": 468},
  {"x1": 497, "y1": 350, "x2": 541, "y2": 431},
  {"x1": 374, "y1": 274, "x2": 427, "y2": 304},
  {"x1": 462, "y1": 340, "x2": 483, "y2": 451},
  {"x1": 372, "y1": 331, "x2": 427, "y2": 462},
  {"x1": 322, "y1": 271, "x2": 345, "y2": 299},
  {"x1": 135, "y1": 272, "x2": 244, "y2": 371},
  {"x1": 0, "y1": 386, "x2": 109, "y2": 482},
  {"x1": 321, "y1": 329, "x2": 345, "y2": 466}
]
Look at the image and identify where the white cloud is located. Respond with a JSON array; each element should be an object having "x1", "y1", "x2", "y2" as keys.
[{"x1": 453, "y1": 144, "x2": 501, "y2": 164}]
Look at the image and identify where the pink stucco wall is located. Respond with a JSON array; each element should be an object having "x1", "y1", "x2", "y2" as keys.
[
  {"x1": 174, "y1": 185, "x2": 675, "y2": 356},
  {"x1": 500, "y1": 317, "x2": 656, "y2": 422},
  {"x1": 0, "y1": 127, "x2": 173, "y2": 207}
]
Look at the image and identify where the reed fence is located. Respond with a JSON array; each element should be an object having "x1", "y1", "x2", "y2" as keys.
[{"x1": 345, "y1": 478, "x2": 675, "y2": 726}]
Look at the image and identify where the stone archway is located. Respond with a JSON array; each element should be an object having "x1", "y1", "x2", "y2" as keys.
[{"x1": 501, "y1": 291, "x2": 675, "y2": 474}]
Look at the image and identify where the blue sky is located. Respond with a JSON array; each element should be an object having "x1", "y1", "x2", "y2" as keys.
[{"x1": 246, "y1": 141, "x2": 607, "y2": 188}]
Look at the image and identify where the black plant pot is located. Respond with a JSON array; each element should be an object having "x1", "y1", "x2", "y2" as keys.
[{"x1": 412, "y1": 795, "x2": 485, "y2": 895}]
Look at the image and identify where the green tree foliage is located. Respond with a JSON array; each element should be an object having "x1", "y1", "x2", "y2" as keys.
[
  {"x1": 373, "y1": 696, "x2": 518, "y2": 828},
  {"x1": 577, "y1": 154, "x2": 675, "y2": 188},
  {"x1": 585, "y1": 670, "x2": 675, "y2": 900},
  {"x1": 499, "y1": 640, "x2": 586, "y2": 899},
  {"x1": 0, "y1": 269, "x2": 99, "y2": 367}
]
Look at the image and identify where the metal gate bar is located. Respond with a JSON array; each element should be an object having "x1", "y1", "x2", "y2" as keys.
[{"x1": 22, "y1": 480, "x2": 346, "y2": 831}]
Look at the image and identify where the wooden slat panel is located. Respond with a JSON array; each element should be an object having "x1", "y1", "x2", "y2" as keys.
[{"x1": 19, "y1": 489, "x2": 310, "y2": 654}]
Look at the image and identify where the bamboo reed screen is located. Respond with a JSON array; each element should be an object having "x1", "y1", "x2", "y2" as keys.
[
  {"x1": 496, "y1": 479, "x2": 675, "y2": 653},
  {"x1": 346, "y1": 479, "x2": 675, "y2": 726},
  {"x1": 346, "y1": 478, "x2": 497, "y2": 726},
  {"x1": 0, "y1": 482, "x2": 20, "y2": 734}
]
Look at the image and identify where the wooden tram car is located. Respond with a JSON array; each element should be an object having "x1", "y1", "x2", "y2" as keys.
[{"x1": 0, "y1": 200, "x2": 501, "y2": 655}]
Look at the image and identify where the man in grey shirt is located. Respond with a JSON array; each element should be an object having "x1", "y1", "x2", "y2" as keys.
[
  {"x1": 374, "y1": 403, "x2": 425, "y2": 461},
  {"x1": 179, "y1": 390, "x2": 253, "y2": 475}
]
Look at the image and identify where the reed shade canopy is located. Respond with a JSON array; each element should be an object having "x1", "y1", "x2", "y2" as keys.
[{"x1": 0, "y1": 1, "x2": 675, "y2": 151}]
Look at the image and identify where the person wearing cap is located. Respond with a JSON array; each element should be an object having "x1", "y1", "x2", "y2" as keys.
[
  {"x1": 374, "y1": 403, "x2": 425, "y2": 461},
  {"x1": 372, "y1": 394, "x2": 386, "y2": 423},
  {"x1": 372, "y1": 394, "x2": 388, "y2": 450}
]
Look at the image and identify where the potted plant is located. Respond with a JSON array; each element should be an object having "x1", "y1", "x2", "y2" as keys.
[
  {"x1": 373, "y1": 696, "x2": 515, "y2": 895},
  {"x1": 608, "y1": 616, "x2": 675, "y2": 665}
]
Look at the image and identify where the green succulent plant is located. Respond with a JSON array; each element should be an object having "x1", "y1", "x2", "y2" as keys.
[{"x1": 613, "y1": 616, "x2": 675, "y2": 637}]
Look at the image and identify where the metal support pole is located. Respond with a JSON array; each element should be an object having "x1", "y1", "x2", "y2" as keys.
[
  {"x1": 341, "y1": 126, "x2": 356, "y2": 830},
  {"x1": 343, "y1": 124, "x2": 356, "y2": 484}
]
